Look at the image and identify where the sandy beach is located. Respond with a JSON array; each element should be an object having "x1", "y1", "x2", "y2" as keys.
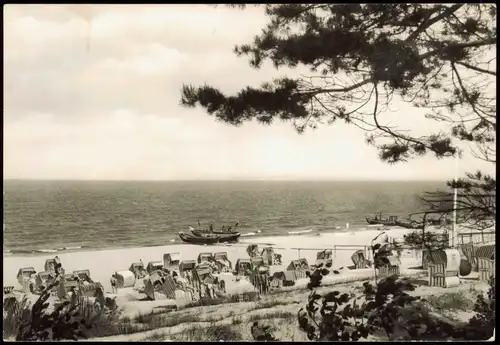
[{"x1": 4, "y1": 227, "x2": 418, "y2": 293}]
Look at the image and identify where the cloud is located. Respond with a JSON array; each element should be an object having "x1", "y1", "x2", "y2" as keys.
[{"x1": 3, "y1": 5, "x2": 495, "y2": 180}]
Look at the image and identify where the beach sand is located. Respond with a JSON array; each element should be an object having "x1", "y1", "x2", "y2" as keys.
[{"x1": 3, "y1": 227, "x2": 417, "y2": 293}]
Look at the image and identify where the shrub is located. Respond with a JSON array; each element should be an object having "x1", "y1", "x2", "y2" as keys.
[
  {"x1": 5, "y1": 272, "x2": 122, "y2": 341},
  {"x1": 296, "y1": 264, "x2": 480, "y2": 341},
  {"x1": 3, "y1": 295, "x2": 31, "y2": 339},
  {"x1": 15, "y1": 288, "x2": 88, "y2": 341},
  {"x1": 461, "y1": 276, "x2": 495, "y2": 340},
  {"x1": 250, "y1": 321, "x2": 278, "y2": 341}
]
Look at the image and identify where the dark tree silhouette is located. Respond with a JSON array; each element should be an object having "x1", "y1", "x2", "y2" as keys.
[
  {"x1": 418, "y1": 171, "x2": 496, "y2": 231},
  {"x1": 180, "y1": 4, "x2": 496, "y2": 229}
]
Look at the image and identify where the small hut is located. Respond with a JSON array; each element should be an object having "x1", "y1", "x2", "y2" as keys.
[
  {"x1": 422, "y1": 249, "x2": 447, "y2": 270},
  {"x1": 247, "y1": 244, "x2": 260, "y2": 258},
  {"x1": 146, "y1": 261, "x2": 164, "y2": 274},
  {"x1": 282, "y1": 271, "x2": 296, "y2": 286},
  {"x1": 44, "y1": 257, "x2": 62, "y2": 273},
  {"x1": 179, "y1": 260, "x2": 197, "y2": 278},
  {"x1": 16, "y1": 267, "x2": 36, "y2": 287},
  {"x1": 4, "y1": 286, "x2": 15, "y2": 295},
  {"x1": 34, "y1": 271, "x2": 53, "y2": 289},
  {"x1": 351, "y1": 250, "x2": 371, "y2": 269},
  {"x1": 286, "y1": 260, "x2": 301, "y2": 271},
  {"x1": 143, "y1": 270, "x2": 174, "y2": 300},
  {"x1": 377, "y1": 256, "x2": 401, "y2": 277},
  {"x1": 316, "y1": 249, "x2": 333, "y2": 268},
  {"x1": 78, "y1": 282, "x2": 104, "y2": 298},
  {"x1": 428, "y1": 249, "x2": 461, "y2": 288},
  {"x1": 476, "y1": 244, "x2": 495, "y2": 282},
  {"x1": 235, "y1": 259, "x2": 253, "y2": 276},
  {"x1": 268, "y1": 266, "x2": 285, "y2": 289},
  {"x1": 250, "y1": 256, "x2": 265, "y2": 268},
  {"x1": 197, "y1": 253, "x2": 214, "y2": 264},
  {"x1": 286, "y1": 259, "x2": 308, "y2": 280},
  {"x1": 129, "y1": 262, "x2": 145, "y2": 277},
  {"x1": 73, "y1": 270, "x2": 92, "y2": 282},
  {"x1": 261, "y1": 247, "x2": 275, "y2": 266},
  {"x1": 214, "y1": 252, "x2": 232, "y2": 272},
  {"x1": 57, "y1": 279, "x2": 79, "y2": 300},
  {"x1": 115, "y1": 271, "x2": 136, "y2": 289},
  {"x1": 298, "y1": 258, "x2": 309, "y2": 270},
  {"x1": 163, "y1": 253, "x2": 181, "y2": 272}
]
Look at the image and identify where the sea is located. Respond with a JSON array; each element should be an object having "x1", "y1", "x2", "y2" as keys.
[{"x1": 3, "y1": 180, "x2": 447, "y2": 255}]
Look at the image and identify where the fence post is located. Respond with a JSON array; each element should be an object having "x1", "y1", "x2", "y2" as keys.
[{"x1": 481, "y1": 232, "x2": 485, "y2": 243}]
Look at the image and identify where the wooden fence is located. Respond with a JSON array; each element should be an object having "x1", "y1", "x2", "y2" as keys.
[{"x1": 458, "y1": 231, "x2": 495, "y2": 245}]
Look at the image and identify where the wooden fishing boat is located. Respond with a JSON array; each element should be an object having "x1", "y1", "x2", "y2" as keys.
[
  {"x1": 366, "y1": 214, "x2": 399, "y2": 226},
  {"x1": 178, "y1": 232, "x2": 221, "y2": 245},
  {"x1": 190, "y1": 230, "x2": 241, "y2": 243}
]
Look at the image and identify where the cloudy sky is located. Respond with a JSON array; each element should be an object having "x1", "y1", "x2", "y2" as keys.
[{"x1": 3, "y1": 4, "x2": 495, "y2": 180}]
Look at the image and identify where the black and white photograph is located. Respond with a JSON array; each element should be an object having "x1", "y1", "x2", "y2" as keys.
[{"x1": 3, "y1": 4, "x2": 496, "y2": 341}]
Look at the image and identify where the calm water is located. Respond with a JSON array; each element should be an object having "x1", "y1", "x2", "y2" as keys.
[{"x1": 3, "y1": 180, "x2": 445, "y2": 254}]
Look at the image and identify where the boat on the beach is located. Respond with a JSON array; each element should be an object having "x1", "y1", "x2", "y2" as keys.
[
  {"x1": 178, "y1": 232, "x2": 221, "y2": 245},
  {"x1": 191, "y1": 221, "x2": 240, "y2": 235},
  {"x1": 366, "y1": 214, "x2": 399, "y2": 226},
  {"x1": 178, "y1": 230, "x2": 241, "y2": 245},
  {"x1": 190, "y1": 229, "x2": 241, "y2": 242}
]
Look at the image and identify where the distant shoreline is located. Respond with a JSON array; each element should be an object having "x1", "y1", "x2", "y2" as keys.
[
  {"x1": 3, "y1": 225, "x2": 416, "y2": 258},
  {"x1": 3, "y1": 178, "x2": 448, "y2": 183}
]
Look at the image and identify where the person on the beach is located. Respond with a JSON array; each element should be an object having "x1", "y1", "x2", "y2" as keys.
[
  {"x1": 110, "y1": 273, "x2": 118, "y2": 294},
  {"x1": 70, "y1": 286, "x2": 78, "y2": 306}
]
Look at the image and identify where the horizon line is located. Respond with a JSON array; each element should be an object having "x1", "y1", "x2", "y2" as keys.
[{"x1": 3, "y1": 178, "x2": 448, "y2": 183}]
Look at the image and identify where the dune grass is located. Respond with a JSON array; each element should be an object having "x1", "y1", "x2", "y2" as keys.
[
  {"x1": 3, "y1": 295, "x2": 31, "y2": 339},
  {"x1": 424, "y1": 291, "x2": 477, "y2": 312}
]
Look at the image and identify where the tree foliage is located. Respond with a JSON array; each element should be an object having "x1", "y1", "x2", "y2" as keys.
[
  {"x1": 403, "y1": 229, "x2": 448, "y2": 250},
  {"x1": 419, "y1": 170, "x2": 496, "y2": 231},
  {"x1": 181, "y1": 4, "x2": 495, "y2": 162},
  {"x1": 180, "y1": 4, "x2": 496, "y2": 229}
]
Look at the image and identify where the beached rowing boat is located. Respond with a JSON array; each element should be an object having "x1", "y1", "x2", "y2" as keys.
[
  {"x1": 179, "y1": 231, "x2": 241, "y2": 245},
  {"x1": 178, "y1": 232, "x2": 221, "y2": 244},
  {"x1": 366, "y1": 214, "x2": 399, "y2": 226}
]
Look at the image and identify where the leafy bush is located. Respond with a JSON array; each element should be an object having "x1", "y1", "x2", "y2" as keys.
[
  {"x1": 461, "y1": 276, "x2": 495, "y2": 340},
  {"x1": 5, "y1": 271, "x2": 121, "y2": 341},
  {"x1": 250, "y1": 321, "x2": 278, "y2": 341},
  {"x1": 15, "y1": 283, "x2": 88, "y2": 341},
  {"x1": 296, "y1": 264, "x2": 493, "y2": 341},
  {"x1": 3, "y1": 295, "x2": 31, "y2": 339}
]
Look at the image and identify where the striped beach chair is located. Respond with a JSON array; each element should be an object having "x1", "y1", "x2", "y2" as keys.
[
  {"x1": 160, "y1": 275, "x2": 177, "y2": 300},
  {"x1": 459, "y1": 243, "x2": 477, "y2": 271},
  {"x1": 422, "y1": 249, "x2": 447, "y2": 270},
  {"x1": 476, "y1": 244, "x2": 495, "y2": 281},
  {"x1": 79, "y1": 282, "x2": 103, "y2": 298},
  {"x1": 4, "y1": 286, "x2": 15, "y2": 295}
]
